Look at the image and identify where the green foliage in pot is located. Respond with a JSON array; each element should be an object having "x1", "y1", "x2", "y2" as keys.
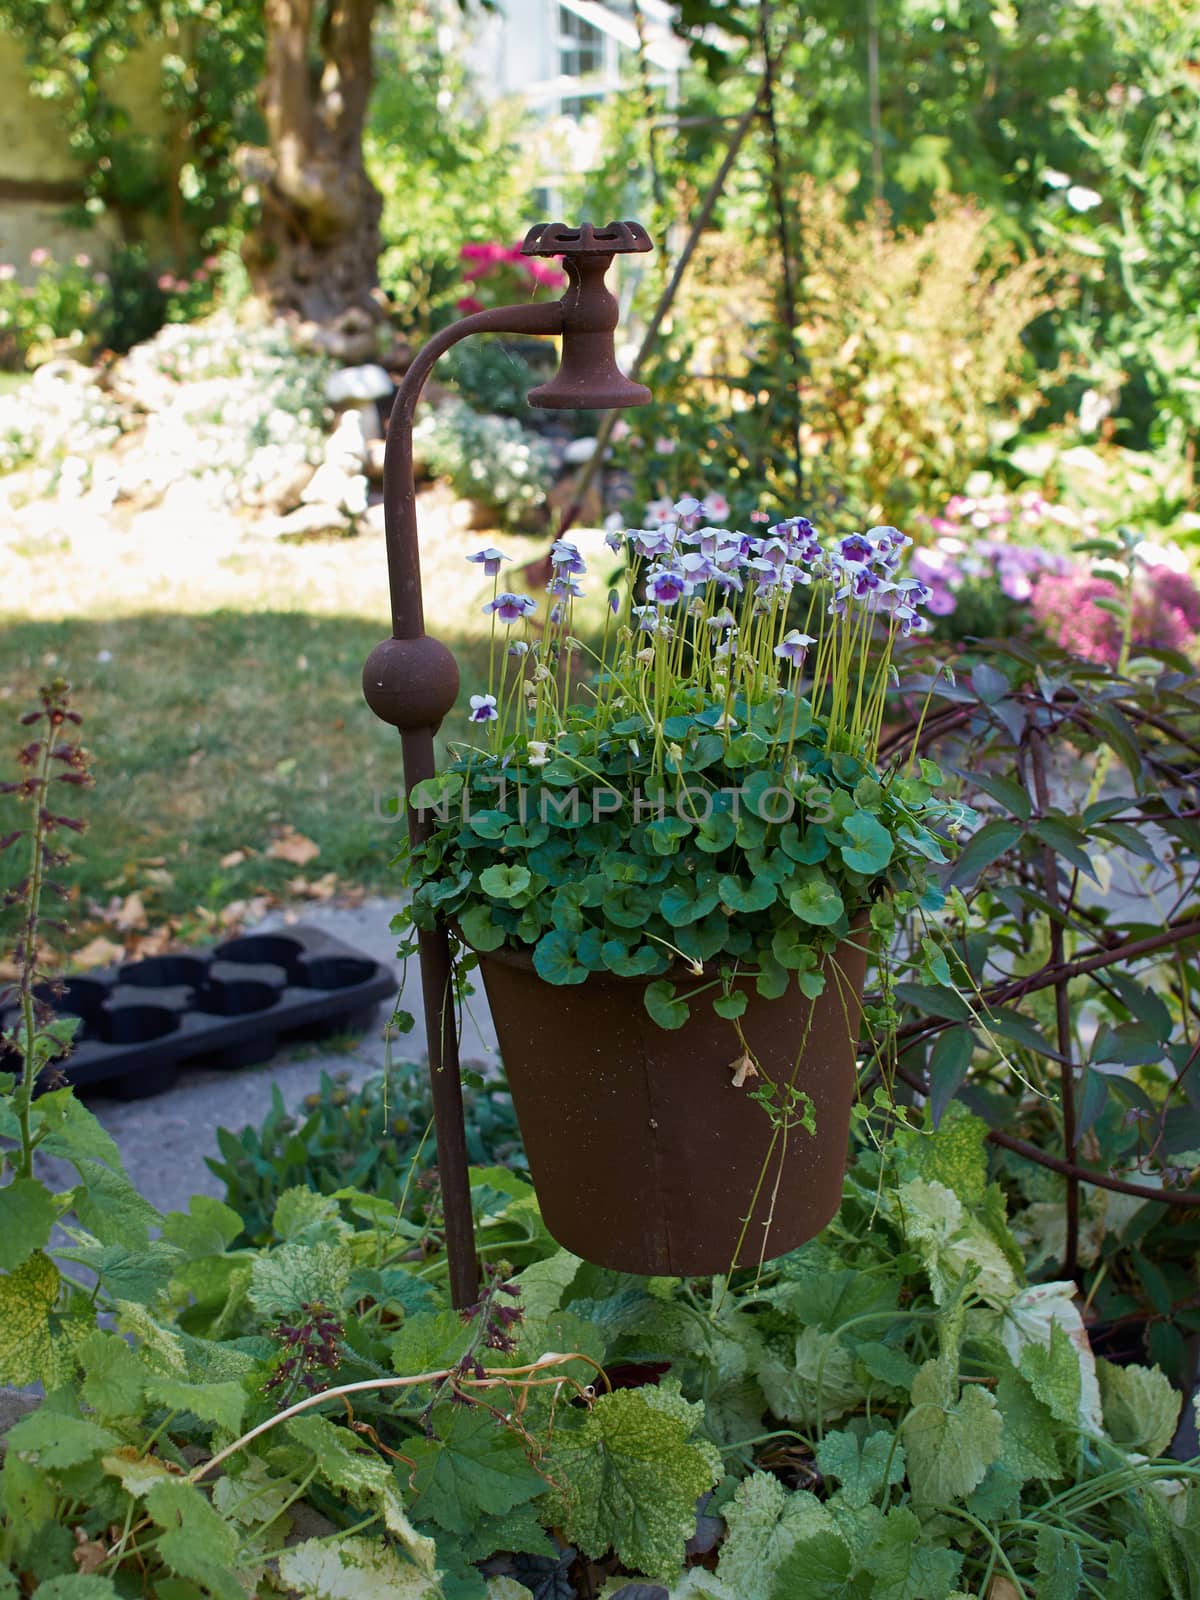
[{"x1": 398, "y1": 502, "x2": 973, "y2": 1028}]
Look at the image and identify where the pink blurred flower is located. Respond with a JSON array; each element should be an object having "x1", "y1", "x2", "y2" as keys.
[
  {"x1": 157, "y1": 273, "x2": 175, "y2": 291},
  {"x1": 1030, "y1": 574, "x2": 1122, "y2": 664},
  {"x1": 29, "y1": 247, "x2": 51, "y2": 268},
  {"x1": 461, "y1": 242, "x2": 506, "y2": 263},
  {"x1": 456, "y1": 295, "x2": 485, "y2": 315},
  {"x1": 73, "y1": 253, "x2": 90, "y2": 269},
  {"x1": 0, "y1": 263, "x2": 15, "y2": 281},
  {"x1": 1149, "y1": 567, "x2": 1200, "y2": 632},
  {"x1": 524, "y1": 257, "x2": 567, "y2": 289}
]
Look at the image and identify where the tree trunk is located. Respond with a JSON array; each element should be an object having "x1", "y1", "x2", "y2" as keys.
[{"x1": 241, "y1": 0, "x2": 384, "y2": 362}]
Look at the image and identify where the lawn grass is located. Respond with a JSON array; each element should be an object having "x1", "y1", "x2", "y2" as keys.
[
  {"x1": 0, "y1": 482, "x2": 538, "y2": 954},
  {"x1": 0, "y1": 609, "x2": 495, "y2": 942},
  {"x1": 0, "y1": 481, "x2": 621, "y2": 957}
]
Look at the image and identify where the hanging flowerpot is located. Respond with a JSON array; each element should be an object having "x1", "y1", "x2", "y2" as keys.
[
  {"x1": 475, "y1": 935, "x2": 868, "y2": 1276},
  {"x1": 402, "y1": 500, "x2": 969, "y2": 1283}
]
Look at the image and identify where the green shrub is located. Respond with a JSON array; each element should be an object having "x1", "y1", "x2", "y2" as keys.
[
  {"x1": 413, "y1": 398, "x2": 554, "y2": 524},
  {"x1": 614, "y1": 191, "x2": 1070, "y2": 531},
  {"x1": 442, "y1": 338, "x2": 548, "y2": 422},
  {"x1": 0, "y1": 249, "x2": 111, "y2": 370},
  {"x1": 208, "y1": 1059, "x2": 525, "y2": 1246},
  {"x1": 367, "y1": 11, "x2": 535, "y2": 339}
]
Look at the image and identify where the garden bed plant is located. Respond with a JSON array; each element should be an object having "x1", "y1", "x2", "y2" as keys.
[
  {"x1": 2, "y1": 1049, "x2": 1197, "y2": 1597},
  {"x1": 879, "y1": 631, "x2": 1200, "y2": 1386}
]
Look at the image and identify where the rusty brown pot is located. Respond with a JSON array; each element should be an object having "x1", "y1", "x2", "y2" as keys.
[{"x1": 475, "y1": 934, "x2": 868, "y2": 1276}]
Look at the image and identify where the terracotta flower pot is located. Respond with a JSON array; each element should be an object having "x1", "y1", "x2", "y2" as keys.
[{"x1": 476, "y1": 933, "x2": 868, "y2": 1276}]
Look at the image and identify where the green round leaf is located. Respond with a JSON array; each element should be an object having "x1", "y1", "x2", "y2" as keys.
[
  {"x1": 458, "y1": 904, "x2": 507, "y2": 953},
  {"x1": 717, "y1": 873, "x2": 777, "y2": 913},
  {"x1": 840, "y1": 812, "x2": 894, "y2": 876},
  {"x1": 788, "y1": 879, "x2": 845, "y2": 926},
  {"x1": 533, "y1": 930, "x2": 588, "y2": 986},
  {"x1": 479, "y1": 864, "x2": 532, "y2": 901},
  {"x1": 645, "y1": 980, "x2": 689, "y2": 1030},
  {"x1": 602, "y1": 940, "x2": 662, "y2": 977}
]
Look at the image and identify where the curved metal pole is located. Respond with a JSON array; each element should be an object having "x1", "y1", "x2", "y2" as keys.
[
  {"x1": 366, "y1": 300, "x2": 563, "y2": 1310},
  {"x1": 382, "y1": 302, "x2": 565, "y2": 638}
]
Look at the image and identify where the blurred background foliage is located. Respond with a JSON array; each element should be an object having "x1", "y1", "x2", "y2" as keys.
[{"x1": 1, "y1": 0, "x2": 1198, "y2": 535}]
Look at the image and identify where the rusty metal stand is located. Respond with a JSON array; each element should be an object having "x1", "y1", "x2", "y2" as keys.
[{"x1": 363, "y1": 222, "x2": 652, "y2": 1308}]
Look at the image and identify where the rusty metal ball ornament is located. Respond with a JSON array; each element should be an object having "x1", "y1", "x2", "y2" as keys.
[{"x1": 362, "y1": 635, "x2": 460, "y2": 732}]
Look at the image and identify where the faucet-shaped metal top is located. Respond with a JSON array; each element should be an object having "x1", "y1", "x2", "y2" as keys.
[{"x1": 520, "y1": 221, "x2": 653, "y2": 410}]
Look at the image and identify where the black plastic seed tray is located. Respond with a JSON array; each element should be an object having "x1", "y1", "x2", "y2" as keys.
[{"x1": 0, "y1": 927, "x2": 395, "y2": 1101}]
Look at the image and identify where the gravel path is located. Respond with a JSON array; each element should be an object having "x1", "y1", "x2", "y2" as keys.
[{"x1": 76, "y1": 898, "x2": 498, "y2": 1216}]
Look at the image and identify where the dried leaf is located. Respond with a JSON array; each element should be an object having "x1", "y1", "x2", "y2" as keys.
[
  {"x1": 730, "y1": 1052, "x2": 759, "y2": 1089},
  {"x1": 73, "y1": 1526, "x2": 108, "y2": 1575},
  {"x1": 219, "y1": 850, "x2": 247, "y2": 869},
  {"x1": 288, "y1": 873, "x2": 338, "y2": 901},
  {"x1": 127, "y1": 925, "x2": 175, "y2": 960},
  {"x1": 267, "y1": 828, "x2": 321, "y2": 866},
  {"x1": 74, "y1": 937, "x2": 124, "y2": 970},
  {"x1": 114, "y1": 893, "x2": 147, "y2": 931}
]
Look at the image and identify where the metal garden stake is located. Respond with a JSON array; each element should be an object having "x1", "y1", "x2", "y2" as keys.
[{"x1": 363, "y1": 221, "x2": 653, "y2": 1308}]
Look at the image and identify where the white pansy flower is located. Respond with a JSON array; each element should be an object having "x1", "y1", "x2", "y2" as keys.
[{"x1": 1066, "y1": 185, "x2": 1102, "y2": 212}]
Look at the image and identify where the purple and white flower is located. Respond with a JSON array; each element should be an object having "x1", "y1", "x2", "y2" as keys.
[
  {"x1": 678, "y1": 551, "x2": 717, "y2": 585},
  {"x1": 647, "y1": 567, "x2": 687, "y2": 605},
  {"x1": 548, "y1": 575, "x2": 585, "y2": 600},
  {"x1": 839, "y1": 534, "x2": 874, "y2": 565},
  {"x1": 467, "y1": 547, "x2": 510, "y2": 578},
  {"x1": 550, "y1": 539, "x2": 587, "y2": 575},
  {"x1": 485, "y1": 592, "x2": 537, "y2": 623},
  {"x1": 469, "y1": 694, "x2": 499, "y2": 723},
  {"x1": 630, "y1": 524, "x2": 677, "y2": 559},
  {"x1": 774, "y1": 630, "x2": 816, "y2": 665}
]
